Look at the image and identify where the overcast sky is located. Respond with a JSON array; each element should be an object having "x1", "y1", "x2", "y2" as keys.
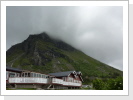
[{"x1": 6, "y1": 6, "x2": 123, "y2": 71}]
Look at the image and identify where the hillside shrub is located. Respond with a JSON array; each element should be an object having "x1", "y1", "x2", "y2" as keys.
[{"x1": 93, "y1": 77, "x2": 123, "y2": 90}]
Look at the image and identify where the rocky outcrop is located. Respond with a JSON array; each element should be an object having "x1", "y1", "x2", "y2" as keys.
[{"x1": 6, "y1": 32, "x2": 123, "y2": 82}]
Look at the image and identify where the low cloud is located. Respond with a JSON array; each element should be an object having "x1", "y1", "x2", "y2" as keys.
[{"x1": 6, "y1": 6, "x2": 123, "y2": 70}]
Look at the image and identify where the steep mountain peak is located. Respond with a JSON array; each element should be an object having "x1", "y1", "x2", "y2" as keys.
[
  {"x1": 24, "y1": 32, "x2": 76, "y2": 51},
  {"x1": 6, "y1": 32, "x2": 123, "y2": 84},
  {"x1": 26, "y1": 32, "x2": 51, "y2": 42},
  {"x1": 37, "y1": 32, "x2": 51, "y2": 40}
]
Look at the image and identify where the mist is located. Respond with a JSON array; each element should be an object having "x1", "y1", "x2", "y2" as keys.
[{"x1": 6, "y1": 6, "x2": 123, "y2": 71}]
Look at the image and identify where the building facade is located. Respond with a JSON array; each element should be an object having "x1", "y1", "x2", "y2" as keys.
[{"x1": 6, "y1": 66, "x2": 83, "y2": 89}]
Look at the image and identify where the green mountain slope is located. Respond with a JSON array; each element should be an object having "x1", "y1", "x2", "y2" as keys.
[{"x1": 6, "y1": 32, "x2": 123, "y2": 84}]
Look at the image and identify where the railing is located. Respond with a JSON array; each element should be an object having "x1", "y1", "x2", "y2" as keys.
[
  {"x1": 52, "y1": 78, "x2": 81, "y2": 86},
  {"x1": 63, "y1": 81, "x2": 81, "y2": 86},
  {"x1": 52, "y1": 78, "x2": 63, "y2": 84},
  {"x1": 9, "y1": 77, "x2": 48, "y2": 84},
  {"x1": 9, "y1": 77, "x2": 82, "y2": 86}
]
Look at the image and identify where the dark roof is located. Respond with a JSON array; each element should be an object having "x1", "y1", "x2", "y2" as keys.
[
  {"x1": 49, "y1": 71, "x2": 76, "y2": 77},
  {"x1": 6, "y1": 66, "x2": 22, "y2": 72}
]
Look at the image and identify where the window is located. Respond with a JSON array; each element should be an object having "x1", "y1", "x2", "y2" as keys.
[
  {"x1": 9, "y1": 73, "x2": 16, "y2": 77},
  {"x1": 21, "y1": 73, "x2": 24, "y2": 77},
  {"x1": 30, "y1": 73, "x2": 33, "y2": 77},
  {"x1": 34, "y1": 73, "x2": 37, "y2": 77},
  {"x1": 32, "y1": 73, "x2": 36, "y2": 77},
  {"x1": 6, "y1": 71, "x2": 9, "y2": 80},
  {"x1": 25, "y1": 73, "x2": 28, "y2": 77},
  {"x1": 68, "y1": 77, "x2": 73, "y2": 82},
  {"x1": 42, "y1": 75, "x2": 46, "y2": 78},
  {"x1": 16, "y1": 73, "x2": 20, "y2": 77},
  {"x1": 46, "y1": 76, "x2": 49, "y2": 78},
  {"x1": 42, "y1": 75, "x2": 44, "y2": 78},
  {"x1": 36, "y1": 73, "x2": 38, "y2": 77},
  {"x1": 39, "y1": 74, "x2": 41, "y2": 78},
  {"x1": 63, "y1": 77, "x2": 66, "y2": 81}
]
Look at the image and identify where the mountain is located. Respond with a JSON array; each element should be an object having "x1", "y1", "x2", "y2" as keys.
[{"x1": 6, "y1": 32, "x2": 123, "y2": 84}]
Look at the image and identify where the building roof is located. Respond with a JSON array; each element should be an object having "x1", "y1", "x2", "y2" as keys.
[
  {"x1": 49, "y1": 71, "x2": 76, "y2": 77},
  {"x1": 49, "y1": 71, "x2": 83, "y2": 82},
  {"x1": 6, "y1": 66, "x2": 22, "y2": 72}
]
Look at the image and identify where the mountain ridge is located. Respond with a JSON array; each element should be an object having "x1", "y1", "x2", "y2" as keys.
[{"x1": 6, "y1": 32, "x2": 123, "y2": 84}]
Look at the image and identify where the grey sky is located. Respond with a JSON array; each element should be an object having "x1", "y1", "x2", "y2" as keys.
[{"x1": 6, "y1": 6, "x2": 123, "y2": 71}]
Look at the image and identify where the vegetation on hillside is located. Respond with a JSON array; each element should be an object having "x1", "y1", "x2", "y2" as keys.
[
  {"x1": 93, "y1": 76, "x2": 123, "y2": 90},
  {"x1": 6, "y1": 32, "x2": 123, "y2": 85}
]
